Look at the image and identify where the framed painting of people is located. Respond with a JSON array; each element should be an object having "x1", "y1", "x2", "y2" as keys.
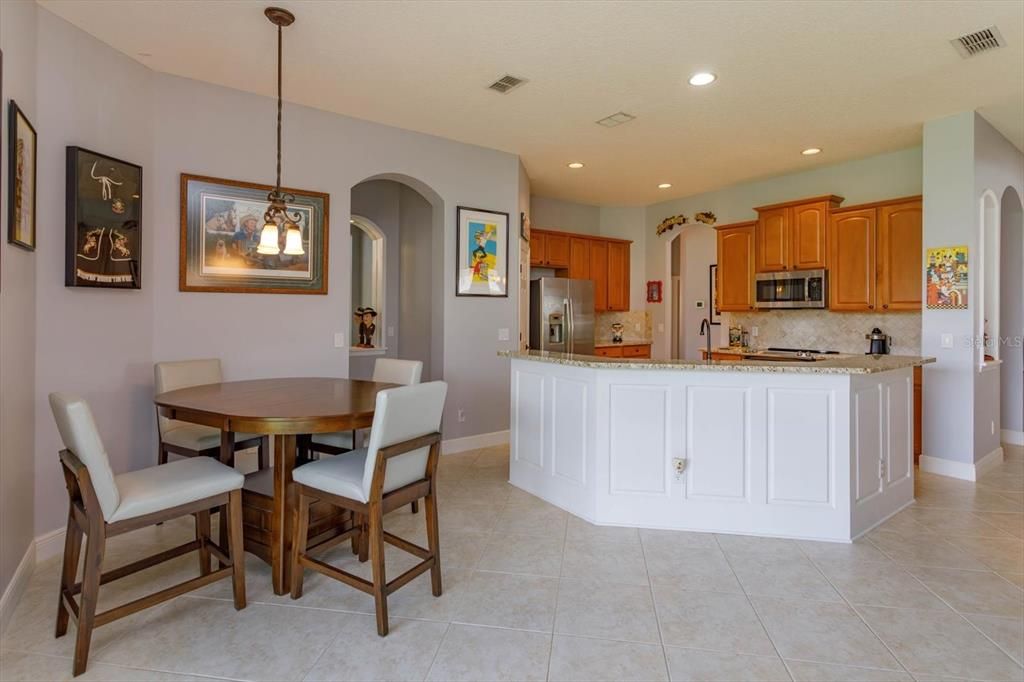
[
  {"x1": 456, "y1": 206, "x2": 508, "y2": 297},
  {"x1": 179, "y1": 173, "x2": 329, "y2": 294},
  {"x1": 65, "y1": 147, "x2": 143, "y2": 289},
  {"x1": 7, "y1": 100, "x2": 36, "y2": 251}
]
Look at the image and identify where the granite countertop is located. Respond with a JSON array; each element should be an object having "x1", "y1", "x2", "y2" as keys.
[
  {"x1": 500, "y1": 350, "x2": 935, "y2": 375},
  {"x1": 594, "y1": 339, "x2": 653, "y2": 348}
]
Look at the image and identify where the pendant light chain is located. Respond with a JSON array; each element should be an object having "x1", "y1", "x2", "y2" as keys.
[{"x1": 275, "y1": 21, "x2": 282, "y2": 194}]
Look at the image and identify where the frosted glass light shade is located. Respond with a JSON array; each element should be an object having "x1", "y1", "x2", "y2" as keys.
[
  {"x1": 256, "y1": 222, "x2": 280, "y2": 255},
  {"x1": 283, "y1": 225, "x2": 304, "y2": 255}
]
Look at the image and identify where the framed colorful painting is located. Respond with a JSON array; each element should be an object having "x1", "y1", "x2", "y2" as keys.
[
  {"x1": 456, "y1": 206, "x2": 508, "y2": 297},
  {"x1": 925, "y1": 245, "x2": 968, "y2": 309},
  {"x1": 65, "y1": 147, "x2": 143, "y2": 289},
  {"x1": 180, "y1": 174, "x2": 329, "y2": 294},
  {"x1": 7, "y1": 100, "x2": 37, "y2": 251}
]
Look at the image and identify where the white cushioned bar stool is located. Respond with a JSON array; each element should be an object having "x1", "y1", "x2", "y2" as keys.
[
  {"x1": 155, "y1": 359, "x2": 268, "y2": 470},
  {"x1": 306, "y1": 358, "x2": 423, "y2": 456},
  {"x1": 49, "y1": 393, "x2": 247, "y2": 677},
  {"x1": 290, "y1": 380, "x2": 447, "y2": 636}
]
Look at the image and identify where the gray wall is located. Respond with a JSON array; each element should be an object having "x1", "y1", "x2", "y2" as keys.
[
  {"x1": 973, "y1": 113, "x2": 1024, "y2": 458},
  {"x1": 1001, "y1": 187, "x2": 1024, "y2": 436},
  {"x1": 398, "y1": 185, "x2": 436, "y2": 380},
  {"x1": 921, "y1": 113, "x2": 978, "y2": 465},
  {"x1": 28, "y1": 7, "x2": 521, "y2": 538},
  {"x1": 530, "y1": 195, "x2": 600, "y2": 234},
  {"x1": 0, "y1": 0, "x2": 38, "y2": 598}
]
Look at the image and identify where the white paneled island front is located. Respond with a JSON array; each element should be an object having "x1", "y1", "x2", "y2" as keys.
[{"x1": 503, "y1": 350, "x2": 934, "y2": 542}]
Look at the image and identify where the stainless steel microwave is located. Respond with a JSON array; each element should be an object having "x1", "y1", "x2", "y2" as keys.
[{"x1": 755, "y1": 269, "x2": 827, "y2": 309}]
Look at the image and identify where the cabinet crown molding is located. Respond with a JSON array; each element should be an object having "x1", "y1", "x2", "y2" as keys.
[
  {"x1": 830, "y1": 195, "x2": 922, "y2": 213},
  {"x1": 530, "y1": 227, "x2": 632, "y2": 244},
  {"x1": 714, "y1": 220, "x2": 757, "y2": 231},
  {"x1": 753, "y1": 195, "x2": 844, "y2": 212}
]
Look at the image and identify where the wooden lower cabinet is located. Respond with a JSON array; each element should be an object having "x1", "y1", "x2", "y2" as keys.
[
  {"x1": 716, "y1": 221, "x2": 756, "y2": 312},
  {"x1": 594, "y1": 344, "x2": 650, "y2": 359},
  {"x1": 701, "y1": 350, "x2": 741, "y2": 362}
]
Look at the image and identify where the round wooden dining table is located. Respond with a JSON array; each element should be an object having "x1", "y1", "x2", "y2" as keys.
[{"x1": 154, "y1": 377, "x2": 395, "y2": 595}]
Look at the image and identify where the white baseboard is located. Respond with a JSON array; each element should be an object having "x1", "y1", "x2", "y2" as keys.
[
  {"x1": 0, "y1": 542, "x2": 35, "y2": 635},
  {"x1": 442, "y1": 429, "x2": 509, "y2": 455},
  {"x1": 920, "y1": 446, "x2": 1004, "y2": 481},
  {"x1": 35, "y1": 527, "x2": 67, "y2": 564},
  {"x1": 1002, "y1": 429, "x2": 1024, "y2": 446}
]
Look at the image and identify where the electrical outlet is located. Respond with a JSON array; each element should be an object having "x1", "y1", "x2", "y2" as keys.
[
  {"x1": 941, "y1": 333, "x2": 954, "y2": 349},
  {"x1": 498, "y1": 328, "x2": 510, "y2": 341},
  {"x1": 657, "y1": 323, "x2": 665, "y2": 333},
  {"x1": 672, "y1": 458, "x2": 686, "y2": 479},
  {"x1": 457, "y1": 408, "x2": 466, "y2": 423},
  {"x1": 750, "y1": 326, "x2": 759, "y2": 337},
  {"x1": 695, "y1": 300, "x2": 705, "y2": 309},
  {"x1": 991, "y1": 421, "x2": 996, "y2": 435},
  {"x1": 387, "y1": 326, "x2": 395, "y2": 337},
  {"x1": 333, "y1": 332, "x2": 345, "y2": 348},
  {"x1": 634, "y1": 322, "x2": 641, "y2": 332}
]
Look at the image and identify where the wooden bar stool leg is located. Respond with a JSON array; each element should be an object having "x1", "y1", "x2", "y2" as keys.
[
  {"x1": 227, "y1": 489, "x2": 247, "y2": 610},
  {"x1": 73, "y1": 525, "x2": 106, "y2": 677},
  {"x1": 258, "y1": 436, "x2": 269, "y2": 471},
  {"x1": 358, "y1": 515, "x2": 370, "y2": 563},
  {"x1": 195, "y1": 509, "x2": 212, "y2": 576},
  {"x1": 410, "y1": 500, "x2": 419, "y2": 514},
  {"x1": 350, "y1": 511, "x2": 361, "y2": 555},
  {"x1": 368, "y1": 503, "x2": 388, "y2": 636},
  {"x1": 55, "y1": 510, "x2": 83, "y2": 638},
  {"x1": 290, "y1": 492, "x2": 312, "y2": 599},
  {"x1": 157, "y1": 445, "x2": 168, "y2": 466},
  {"x1": 424, "y1": 492, "x2": 442, "y2": 597}
]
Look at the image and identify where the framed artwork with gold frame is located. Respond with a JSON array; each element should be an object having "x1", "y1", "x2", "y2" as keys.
[{"x1": 179, "y1": 173, "x2": 329, "y2": 294}]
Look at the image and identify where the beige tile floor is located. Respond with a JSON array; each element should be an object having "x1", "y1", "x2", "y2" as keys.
[{"x1": 2, "y1": 444, "x2": 1023, "y2": 682}]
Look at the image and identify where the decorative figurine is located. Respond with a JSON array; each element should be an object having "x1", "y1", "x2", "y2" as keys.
[
  {"x1": 611, "y1": 322, "x2": 625, "y2": 344},
  {"x1": 354, "y1": 306, "x2": 378, "y2": 348}
]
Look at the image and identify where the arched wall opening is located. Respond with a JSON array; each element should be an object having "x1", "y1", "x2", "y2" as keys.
[
  {"x1": 349, "y1": 174, "x2": 445, "y2": 382},
  {"x1": 1000, "y1": 186, "x2": 1024, "y2": 442},
  {"x1": 979, "y1": 189, "x2": 1001, "y2": 368},
  {"x1": 663, "y1": 224, "x2": 718, "y2": 360}
]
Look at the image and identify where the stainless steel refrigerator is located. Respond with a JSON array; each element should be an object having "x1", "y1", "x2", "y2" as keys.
[{"x1": 529, "y1": 278, "x2": 595, "y2": 355}]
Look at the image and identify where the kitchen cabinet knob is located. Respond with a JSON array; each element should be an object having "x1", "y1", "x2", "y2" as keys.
[
  {"x1": 869, "y1": 305, "x2": 874, "y2": 309},
  {"x1": 883, "y1": 304, "x2": 889, "y2": 309}
]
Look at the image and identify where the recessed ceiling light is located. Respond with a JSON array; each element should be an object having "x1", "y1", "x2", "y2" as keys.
[
  {"x1": 688, "y1": 72, "x2": 716, "y2": 86},
  {"x1": 567, "y1": 162, "x2": 585, "y2": 169},
  {"x1": 658, "y1": 183, "x2": 672, "y2": 189},
  {"x1": 801, "y1": 147, "x2": 822, "y2": 155}
]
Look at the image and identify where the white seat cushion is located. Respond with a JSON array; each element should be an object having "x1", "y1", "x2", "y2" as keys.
[
  {"x1": 162, "y1": 423, "x2": 260, "y2": 451},
  {"x1": 292, "y1": 449, "x2": 369, "y2": 502},
  {"x1": 109, "y1": 457, "x2": 244, "y2": 523},
  {"x1": 311, "y1": 431, "x2": 356, "y2": 450}
]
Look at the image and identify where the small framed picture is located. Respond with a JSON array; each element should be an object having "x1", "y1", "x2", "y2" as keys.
[
  {"x1": 7, "y1": 100, "x2": 37, "y2": 251},
  {"x1": 646, "y1": 280, "x2": 663, "y2": 303},
  {"x1": 456, "y1": 206, "x2": 509, "y2": 297},
  {"x1": 520, "y1": 211, "x2": 530, "y2": 241},
  {"x1": 709, "y1": 264, "x2": 721, "y2": 324},
  {"x1": 65, "y1": 147, "x2": 143, "y2": 289}
]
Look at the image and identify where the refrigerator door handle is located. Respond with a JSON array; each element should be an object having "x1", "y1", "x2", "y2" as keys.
[{"x1": 565, "y1": 298, "x2": 573, "y2": 353}]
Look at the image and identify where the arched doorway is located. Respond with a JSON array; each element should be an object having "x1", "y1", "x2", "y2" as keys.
[
  {"x1": 348, "y1": 174, "x2": 445, "y2": 381},
  {"x1": 1000, "y1": 186, "x2": 1024, "y2": 445}
]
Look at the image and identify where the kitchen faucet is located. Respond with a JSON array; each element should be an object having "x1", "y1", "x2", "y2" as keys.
[{"x1": 699, "y1": 318, "x2": 712, "y2": 360}]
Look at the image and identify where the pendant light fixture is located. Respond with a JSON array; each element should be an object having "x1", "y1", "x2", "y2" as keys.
[{"x1": 257, "y1": 6, "x2": 304, "y2": 256}]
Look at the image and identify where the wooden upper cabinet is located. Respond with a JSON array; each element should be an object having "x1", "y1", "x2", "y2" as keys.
[
  {"x1": 568, "y1": 238, "x2": 590, "y2": 280},
  {"x1": 544, "y1": 233, "x2": 570, "y2": 268},
  {"x1": 877, "y1": 199, "x2": 922, "y2": 311},
  {"x1": 589, "y1": 240, "x2": 609, "y2": 311},
  {"x1": 756, "y1": 207, "x2": 789, "y2": 272},
  {"x1": 829, "y1": 208, "x2": 877, "y2": 311},
  {"x1": 755, "y1": 195, "x2": 842, "y2": 272},
  {"x1": 607, "y1": 241, "x2": 629, "y2": 311},
  {"x1": 716, "y1": 222, "x2": 756, "y2": 312},
  {"x1": 791, "y1": 200, "x2": 830, "y2": 269},
  {"x1": 529, "y1": 231, "x2": 545, "y2": 266}
]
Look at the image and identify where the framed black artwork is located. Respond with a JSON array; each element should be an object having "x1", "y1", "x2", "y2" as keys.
[
  {"x1": 709, "y1": 263, "x2": 721, "y2": 324},
  {"x1": 65, "y1": 147, "x2": 143, "y2": 288},
  {"x1": 7, "y1": 99, "x2": 36, "y2": 251}
]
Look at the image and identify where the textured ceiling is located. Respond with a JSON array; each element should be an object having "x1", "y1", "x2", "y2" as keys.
[{"x1": 39, "y1": 0, "x2": 1024, "y2": 206}]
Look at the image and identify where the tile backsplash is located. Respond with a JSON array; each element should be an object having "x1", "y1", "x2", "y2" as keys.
[
  {"x1": 725, "y1": 310, "x2": 921, "y2": 355},
  {"x1": 596, "y1": 310, "x2": 652, "y2": 344}
]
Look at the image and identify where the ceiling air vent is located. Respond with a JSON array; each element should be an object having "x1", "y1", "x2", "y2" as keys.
[
  {"x1": 951, "y1": 26, "x2": 1005, "y2": 58},
  {"x1": 596, "y1": 111, "x2": 636, "y2": 128},
  {"x1": 488, "y1": 74, "x2": 527, "y2": 94}
]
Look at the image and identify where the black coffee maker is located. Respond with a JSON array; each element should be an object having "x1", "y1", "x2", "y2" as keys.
[{"x1": 866, "y1": 328, "x2": 891, "y2": 355}]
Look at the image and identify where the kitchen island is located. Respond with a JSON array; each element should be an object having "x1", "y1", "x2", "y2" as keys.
[{"x1": 502, "y1": 350, "x2": 934, "y2": 542}]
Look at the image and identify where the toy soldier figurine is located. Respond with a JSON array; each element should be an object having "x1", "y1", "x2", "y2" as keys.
[{"x1": 354, "y1": 306, "x2": 378, "y2": 348}]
